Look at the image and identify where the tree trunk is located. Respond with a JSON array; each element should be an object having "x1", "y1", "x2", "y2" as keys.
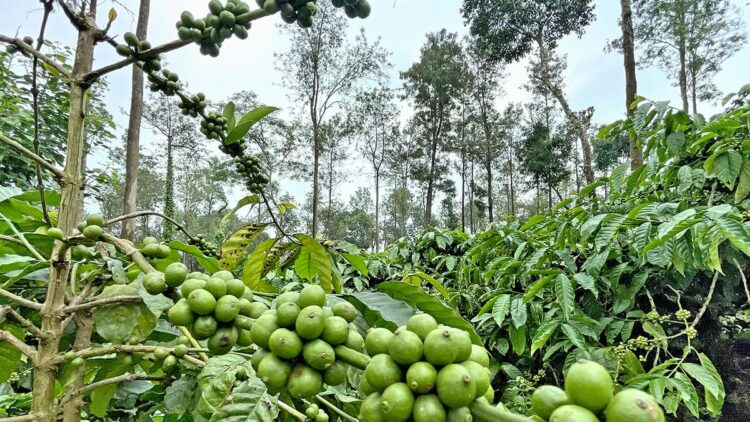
[
  {"x1": 461, "y1": 151, "x2": 466, "y2": 231},
  {"x1": 678, "y1": 38, "x2": 689, "y2": 113},
  {"x1": 120, "y1": 0, "x2": 151, "y2": 241},
  {"x1": 424, "y1": 136, "x2": 438, "y2": 227},
  {"x1": 507, "y1": 140, "x2": 515, "y2": 216},
  {"x1": 469, "y1": 161, "x2": 475, "y2": 233},
  {"x1": 620, "y1": 0, "x2": 642, "y2": 169},
  {"x1": 690, "y1": 65, "x2": 698, "y2": 114},
  {"x1": 374, "y1": 171, "x2": 380, "y2": 251},
  {"x1": 163, "y1": 134, "x2": 175, "y2": 239},
  {"x1": 311, "y1": 124, "x2": 320, "y2": 237},
  {"x1": 31, "y1": 3, "x2": 97, "y2": 419}
]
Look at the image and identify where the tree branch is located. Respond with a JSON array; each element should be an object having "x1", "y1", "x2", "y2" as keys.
[
  {"x1": 59, "y1": 344, "x2": 205, "y2": 367},
  {"x1": 100, "y1": 232, "x2": 155, "y2": 273},
  {"x1": 0, "y1": 329, "x2": 36, "y2": 359},
  {"x1": 0, "y1": 234, "x2": 25, "y2": 247},
  {"x1": 63, "y1": 295, "x2": 142, "y2": 314},
  {"x1": 690, "y1": 271, "x2": 719, "y2": 328},
  {"x1": 0, "y1": 414, "x2": 38, "y2": 422},
  {"x1": 0, "y1": 35, "x2": 71, "y2": 79},
  {"x1": 0, "y1": 288, "x2": 43, "y2": 311},
  {"x1": 104, "y1": 211, "x2": 196, "y2": 242},
  {"x1": 1, "y1": 306, "x2": 47, "y2": 339},
  {"x1": 0, "y1": 212, "x2": 48, "y2": 262},
  {"x1": 57, "y1": 373, "x2": 165, "y2": 410},
  {"x1": 0, "y1": 132, "x2": 65, "y2": 180}
]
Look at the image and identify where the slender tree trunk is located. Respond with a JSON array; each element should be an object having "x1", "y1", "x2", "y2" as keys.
[
  {"x1": 678, "y1": 39, "x2": 689, "y2": 113},
  {"x1": 690, "y1": 65, "x2": 698, "y2": 114},
  {"x1": 424, "y1": 137, "x2": 438, "y2": 227},
  {"x1": 326, "y1": 145, "x2": 334, "y2": 236},
  {"x1": 163, "y1": 134, "x2": 175, "y2": 239},
  {"x1": 620, "y1": 0, "x2": 642, "y2": 169},
  {"x1": 32, "y1": 3, "x2": 97, "y2": 419},
  {"x1": 507, "y1": 140, "x2": 515, "y2": 216},
  {"x1": 311, "y1": 124, "x2": 320, "y2": 237},
  {"x1": 121, "y1": 0, "x2": 150, "y2": 240},
  {"x1": 461, "y1": 151, "x2": 466, "y2": 231},
  {"x1": 469, "y1": 161, "x2": 475, "y2": 232},
  {"x1": 374, "y1": 171, "x2": 380, "y2": 251}
]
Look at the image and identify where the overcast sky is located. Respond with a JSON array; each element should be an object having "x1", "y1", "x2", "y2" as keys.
[{"x1": 3, "y1": 0, "x2": 749, "y2": 210}]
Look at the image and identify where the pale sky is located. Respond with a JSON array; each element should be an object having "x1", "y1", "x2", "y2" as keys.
[{"x1": 3, "y1": 0, "x2": 749, "y2": 211}]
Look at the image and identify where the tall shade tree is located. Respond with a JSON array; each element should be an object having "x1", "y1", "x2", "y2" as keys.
[
  {"x1": 619, "y1": 0, "x2": 642, "y2": 169},
  {"x1": 462, "y1": 0, "x2": 596, "y2": 184},
  {"x1": 354, "y1": 88, "x2": 397, "y2": 251},
  {"x1": 142, "y1": 88, "x2": 202, "y2": 240},
  {"x1": 277, "y1": 1, "x2": 388, "y2": 237},
  {"x1": 401, "y1": 30, "x2": 468, "y2": 226},
  {"x1": 630, "y1": 0, "x2": 746, "y2": 113},
  {"x1": 121, "y1": 0, "x2": 151, "y2": 240}
]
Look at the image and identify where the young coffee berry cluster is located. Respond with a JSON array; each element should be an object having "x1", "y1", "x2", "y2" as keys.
[
  {"x1": 139, "y1": 236, "x2": 173, "y2": 260},
  {"x1": 331, "y1": 0, "x2": 370, "y2": 19},
  {"x1": 187, "y1": 234, "x2": 221, "y2": 258},
  {"x1": 200, "y1": 112, "x2": 229, "y2": 140},
  {"x1": 177, "y1": 0, "x2": 253, "y2": 57},
  {"x1": 234, "y1": 154, "x2": 269, "y2": 194},
  {"x1": 177, "y1": 92, "x2": 208, "y2": 117},
  {"x1": 147, "y1": 69, "x2": 181, "y2": 96},
  {"x1": 116, "y1": 32, "x2": 162, "y2": 72}
]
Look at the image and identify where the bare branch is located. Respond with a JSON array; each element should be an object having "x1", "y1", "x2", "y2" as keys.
[
  {"x1": 104, "y1": 211, "x2": 196, "y2": 241},
  {"x1": 63, "y1": 295, "x2": 142, "y2": 314},
  {"x1": 0, "y1": 414, "x2": 38, "y2": 422},
  {"x1": 0, "y1": 132, "x2": 65, "y2": 180},
  {"x1": 691, "y1": 271, "x2": 719, "y2": 329},
  {"x1": 0, "y1": 35, "x2": 71, "y2": 79},
  {"x1": 59, "y1": 344, "x2": 205, "y2": 367},
  {"x1": 0, "y1": 329, "x2": 36, "y2": 359},
  {"x1": 0, "y1": 288, "x2": 43, "y2": 311},
  {"x1": 100, "y1": 232, "x2": 155, "y2": 273},
  {"x1": 1, "y1": 306, "x2": 47, "y2": 339},
  {"x1": 0, "y1": 234, "x2": 25, "y2": 247},
  {"x1": 57, "y1": 373, "x2": 164, "y2": 411},
  {"x1": 0, "y1": 213, "x2": 48, "y2": 262}
]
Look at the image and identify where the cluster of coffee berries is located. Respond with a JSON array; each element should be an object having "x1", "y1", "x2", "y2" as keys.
[
  {"x1": 151, "y1": 337, "x2": 192, "y2": 372},
  {"x1": 188, "y1": 234, "x2": 221, "y2": 258},
  {"x1": 147, "y1": 69, "x2": 181, "y2": 96},
  {"x1": 167, "y1": 269, "x2": 258, "y2": 354},
  {"x1": 200, "y1": 112, "x2": 229, "y2": 141},
  {"x1": 177, "y1": 0, "x2": 253, "y2": 57},
  {"x1": 177, "y1": 92, "x2": 208, "y2": 117},
  {"x1": 675, "y1": 309, "x2": 691, "y2": 321},
  {"x1": 76, "y1": 213, "x2": 105, "y2": 241},
  {"x1": 265, "y1": 0, "x2": 319, "y2": 28},
  {"x1": 139, "y1": 236, "x2": 173, "y2": 259},
  {"x1": 116, "y1": 32, "x2": 162, "y2": 72},
  {"x1": 531, "y1": 359, "x2": 664, "y2": 422},
  {"x1": 248, "y1": 285, "x2": 363, "y2": 398},
  {"x1": 233, "y1": 154, "x2": 269, "y2": 194},
  {"x1": 358, "y1": 312, "x2": 493, "y2": 421},
  {"x1": 304, "y1": 403, "x2": 329, "y2": 422},
  {"x1": 331, "y1": 0, "x2": 370, "y2": 19}
]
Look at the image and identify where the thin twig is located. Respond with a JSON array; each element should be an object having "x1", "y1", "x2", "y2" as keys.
[
  {"x1": 315, "y1": 395, "x2": 359, "y2": 422},
  {"x1": 31, "y1": 0, "x2": 55, "y2": 227},
  {"x1": 732, "y1": 258, "x2": 750, "y2": 306},
  {"x1": 0, "y1": 213, "x2": 47, "y2": 262},
  {"x1": 63, "y1": 295, "x2": 142, "y2": 314},
  {"x1": 100, "y1": 232, "x2": 154, "y2": 273},
  {"x1": 0, "y1": 414, "x2": 38, "y2": 422},
  {"x1": 0, "y1": 234, "x2": 25, "y2": 247},
  {"x1": 276, "y1": 400, "x2": 306, "y2": 421},
  {"x1": 691, "y1": 271, "x2": 719, "y2": 328},
  {"x1": 57, "y1": 373, "x2": 164, "y2": 409},
  {"x1": 0, "y1": 132, "x2": 64, "y2": 180},
  {"x1": 0, "y1": 288, "x2": 43, "y2": 311},
  {"x1": 261, "y1": 192, "x2": 297, "y2": 243},
  {"x1": 0, "y1": 35, "x2": 71, "y2": 79},
  {"x1": 104, "y1": 211, "x2": 197, "y2": 241},
  {"x1": 1, "y1": 306, "x2": 47, "y2": 339},
  {"x1": 0, "y1": 329, "x2": 36, "y2": 359},
  {"x1": 58, "y1": 344, "x2": 205, "y2": 367},
  {"x1": 179, "y1": 326, "x2": 208, "y2": 362}
]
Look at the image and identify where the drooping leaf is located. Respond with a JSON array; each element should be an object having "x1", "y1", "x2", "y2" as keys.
[
  {"x1": 241, "y1": 237, "x2": 278, "y2": 293},
  {"x1": 531, "y1": 319, "x2": 560, "y2": 356},
  {"x1": 341, "y1": 253, "x2": 368, "y2": 275},
  {"x1": 225, "y1": 106, "x2": 279, "y2": 144},
  {"x1": 510, "y1": 297, "x2": 527, "y2": 328},
  {"x1": 294, "y1": 234, "x2": 332, "y2": 292},
  {"x1": 168, "y1": 240, "x2": 222, "y2": 273},
  {"x1": 344, "y1": 290, "x2": 414, "y2": 331},
  {"x1": 219, "y1": 224, "x2": 267, "y2": 271},
  {"x1": 555, "y1": 274, "x2": 574, "y2": 321},
  {"x1": 492, "y1": 294, "x2": 511, "y2": 327},
  {"x1": 164, "y1": 375, "x2": 198, "y2": 417}
]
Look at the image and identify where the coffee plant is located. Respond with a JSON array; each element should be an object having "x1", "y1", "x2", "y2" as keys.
[{"x1": 2, "y1": 0, "x2": 746, "y2": 421}]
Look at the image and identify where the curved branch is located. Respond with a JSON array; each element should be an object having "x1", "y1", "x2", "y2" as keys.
[
  {"x1": 0, "y1": 35, "x2": 71, "y2": 79},
  {"x1": 315, "y1": 395, "x2": 358, "y2": 422},
  {"x1": 0, "y1": 414, "x2": 38, "y2": 422},
  {"x1": 57, "y1": 373, "x2": 164, "y2": 410},
  {"x1": 1, "y1": 306, "x2": 47, "y2": 339},
  {"x1": 0, "y1": 132, "x2": 64, "y2": 180},
  {"x1": 59, "y1": 344, "x2": 205, "y2": 367},
  {"x1": 0, "y1": 234, "x2": 25, "y2": 247},
  {"x1": 277, "y1": 400, "x2": 306, "y2": 421},
  {"x1": 0, "y1": 288, "x2": 43, "y2": 311},
  {"x1": 0, "y1": 329, "x2": 36, "y2": 359},
  {"x1": 0, "y1": 213, "x2": 47, "y2": 262},
  {"x1": 104, "y1": 211, "x2": 196, "y2": 242},
  {"x1": 690, "y1": 271, "x2": 719, "y2": 329},
  {"x1": 63, "y1": 295, "x2": 142, "y2": 314}
]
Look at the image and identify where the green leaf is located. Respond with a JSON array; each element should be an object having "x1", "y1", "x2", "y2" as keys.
[
  {"x1": 294, "y1": 234, "x2": 333, "y2": 292},
  {"x1": 90, "y1": 358, "x2": 132, "y2": 417},
  {"x1": 492, "y1": 294, "x2": 511, "y2": 327},
  {"x1": 168, "y1": 240, "x2": 221, "y2": 273},
  {"x1": 572, "y1": 273, "x2": 597, "y2": 298},
  {"x1": 225, "y1": 106, "x2": 279, "y2": 144},
  {"x1": 609, "y1": 162, "x2": 629, "y2": 193},
  {"x1": 713, "y1": 216, "x2": 750, "y2": 256},
  {"x1": 531, "y1": 319, "x2": 560, "y2": 356},
  {"x1": 736, "y1": 157, "x2": 750, "y2": 203},
  {"x1": 219, "y1": 195, "x2": 260, "y2": 230},
  {"x1": 92, "y1": 284, "x2": 155, "y2": 344},
  {"x1": 219, "y1": 224, "x2": 267, "y2": 271},
  {"x1": 223, "y1": 101, "x2": 236, "y2": 129},
  {"x1": 294, "y1": 247, "x2": 316, "y2": 281},
  {"x1": 198, "y1": 355, "x2": 255, "y2": 417},
  {"x1": 407, "y1": 271, "x2": 451, "y2": 301},
  {"x1": 208, "y1": 378, "x2": 278, "y2": 422},
  {"x1": 510, "y1": 297, "x2": 527, "y2": 328},
  {"x1": 697, "y1": 353, "x2": 725, "y2": 415},
  {"x1": 0, "y1": 324, "x2": 23, "y2": 383},
  {"x1": 341, "y1": 253, "x2": 368, "y2": 275},
  {"x1": 509, "y1": 324, "x2": 526, "y2": 355},
  {"x1": 560, "y1": 323, "x2": 586, "y2": 350},
  {"x1": 241, "y1": 237, "x2": 278, "y2": 293},
  {"x1": 0, "y1": 254, "x2": 36, "y2": 273},
  {"x1": 377, "y1": 282, "x2": 481, "y2": 344},
  {"x1": 164, "y1": 375, "x2": 198, "y2": 417},
  {"x1": 682, "y1": 363, "x2": 722, "y2": 404},
  {"x1": 677, "y1": 165, "x2": 693, "y2": 192},
  {"x1": 344, "y1": 291, "x2": 414, "y2": 331},
  {"x1": 711, "y1": 149, "x2": 742, "y2": 189},
  {"x1": 555, "y1": 274, "x2": 574, "y2": 321},
  {"x1": 670, "y1": 372, "x2": 699, "y2": 417}
]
